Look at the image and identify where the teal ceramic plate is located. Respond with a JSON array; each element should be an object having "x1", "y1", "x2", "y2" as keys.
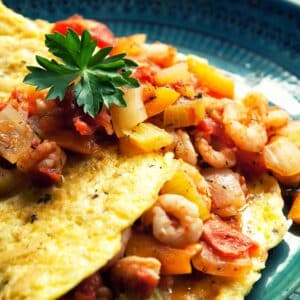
[{"x1": 3, "y1": 0, "x2": 300, "y2": 299}]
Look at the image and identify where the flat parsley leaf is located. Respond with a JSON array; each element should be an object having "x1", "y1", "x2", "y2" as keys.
[{"x1": 24, "y1": 29, "x2": 139, "y2": 117}]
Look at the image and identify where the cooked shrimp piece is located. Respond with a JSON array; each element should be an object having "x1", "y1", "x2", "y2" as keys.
[
  {"x1": 242, "y1": 92, "x2": 268, "y2": 123},
  {"x1": 17, "y1": 140, "x2": 66, "y2": 186},
  {"x1": 174, "y1": 129, "x2": 198, "y2": 165},
  {"x1": 266, "y1": 107, "x2": 289, "y2": 129},
  {"x1": 110, "y1": 256, "x2": 161, "y2": 298},
  {"x1": 202, "y1": 168, "x2": 246, "y2": 217},
  {"x1": 152, "y1": 194, "x2": 203, "y2": 248},
  {"x1": 195, "y1": 136, "x2": 236, "y2": 168},
  {"x1": 202, "y1": 97, "x2": 231, "y2": 122},
  {"x1": 223, "y1": 101, "x2": 267, "y2": 152}
]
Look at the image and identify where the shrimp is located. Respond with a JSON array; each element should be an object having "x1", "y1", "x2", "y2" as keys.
[
  {"x1": 110, "y1": 256, "x2": 161, "y2": 298},
  {"x1": 202, "y1": 97, "x2": 232, "y2": 122},
  {"x1": 174, "y1": 129, "x2": 198, "y2": 165},
  {"x1": 195, "y1": 136, "x2": 236, "y2": 168},
  {"x1": 266, "y1": 107, "x2": 289, "y2": 130},
  {"x1": 17, "y1": 140, "x2": 66, "y2": 185},
  {"x1": 242, "y1": 92, "x2": 268, "y2": 123},
  {"x1": 223, "y1": 101, "x2": 267, "y2": 152},
  {"x1": 202, "y1": 168, "x2": 246, "y2": 217},
  {"x1": 152, "y1": 194, "x2": 203, "y2": 248}
]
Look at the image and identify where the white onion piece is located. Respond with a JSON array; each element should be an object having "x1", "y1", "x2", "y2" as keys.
[
  {"x1": 0, "y1": 104, "x2": 34, "y2": 163},
  {"x1": 110, "y1": 87, "x2": 147, "y2": 137}
]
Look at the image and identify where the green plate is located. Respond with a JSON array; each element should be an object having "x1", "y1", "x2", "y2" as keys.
[{"x1": 3, "y1": 0, "x2": 300, "y2": 299}]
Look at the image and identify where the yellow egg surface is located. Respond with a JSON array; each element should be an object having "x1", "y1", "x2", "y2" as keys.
[
  {"x1": 0, "y1": 2, "x2": 51, "y2": 101},
  {"x1": 0, "y1": 148, "x2": 176, "y2": 299}
]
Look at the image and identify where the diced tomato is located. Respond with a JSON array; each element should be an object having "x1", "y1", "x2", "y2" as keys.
[
  {"x1": 52, "y1": 15, "x2": 85, "y2": 35},
  {"x1": 72, "y1": 107, "x2": 113, "y2": 136},
  {"x1": 0, "y1": 103, "x2": 7, "y2": 111},
  {"x1": 73, "y1": 117, "x2": 94, "y2": 135},
  {"x1": 94, "y1": 107, "x2": 113, "y2": 135},
  {"x1": 85, "y1": 19, "x2": 115, "y2": 48},
  {"x1": 197, "y1": 117, "x2": 220, "y2": 138},
  {"x1": 205, "y1": 89, "x2": 228, "y2": 99},
  {"x1": 192, "y1": 241, "x2": 253, "y2": 278},
  {"x1": 37, "y1": 167, "x2": 61, "y2": 185},
  {"x1": 197, "y1": 117, "x2": 235, "y2": 148},
  {"x1": 9, "y1": 87, "x2": 48, "y2": 116},
  {"x1": 52, "y1": 15, "x2": 114, "y2": 48},
  {"x1": 202, "y1": 218, "x2": 258, "y2": 259},
  {"x1": 133, "y1": 66, "x2": 157, "y2": 85},
  {"x1": 171, "y1": 81, "x2": 195, "y2": 99}
]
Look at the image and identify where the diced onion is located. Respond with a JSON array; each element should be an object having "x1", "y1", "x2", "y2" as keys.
[
  {"x1": 110, "y1": 87, "x2": 147, "y2": 137},
  {"x1": 155, "y1": 63, "x2": 191, "y2": 86},
  {"x1": 0, "y1": 104, "x2": 34, "y2": 163}
]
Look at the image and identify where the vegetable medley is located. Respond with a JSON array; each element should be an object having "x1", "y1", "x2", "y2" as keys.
[{"x1": 0, "y1": 14, "x2": 299, "y2": 300}]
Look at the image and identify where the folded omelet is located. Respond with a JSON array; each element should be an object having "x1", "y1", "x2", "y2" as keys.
[
  {"x1": 0, "y1": 148, "x2": 176, "y2": 299},
  {"x1": 0, "y1": 3, "x2": 288, "y2": 300}
]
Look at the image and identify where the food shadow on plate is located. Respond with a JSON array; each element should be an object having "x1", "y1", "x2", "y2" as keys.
[
  {"x1": 289, "y1": 223, "x2": 300, "y2": 237},
  {"x1": 246, "y1": 241, "x2": 290, "y2": 300}
]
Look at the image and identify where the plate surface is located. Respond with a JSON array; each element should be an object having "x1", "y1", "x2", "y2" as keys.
[{"x1": 3, "y1": 0, "x2": 300, "y2": 299}]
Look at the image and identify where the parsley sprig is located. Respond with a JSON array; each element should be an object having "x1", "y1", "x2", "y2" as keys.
[{"x1": 24, "y1": 29, "x2": 139, "y2": 117}]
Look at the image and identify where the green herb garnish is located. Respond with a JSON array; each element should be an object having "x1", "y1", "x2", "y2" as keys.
[{"x1": 24, "y1": 29, "x2": 139, "y2": 117}]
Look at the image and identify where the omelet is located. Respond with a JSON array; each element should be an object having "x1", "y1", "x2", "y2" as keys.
[
  {"x1": 0, "y1": 4, "x2": 179, "y2": 299},
  {"x1": 0, "y1": 149, "x2": 176, "y2": 299},
  {"x1": 0, "y1": 3, "x2": 289, "y2": 300},
  {"x1": 0, "y1": 1, "x2": 51, "y2": 101}
]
